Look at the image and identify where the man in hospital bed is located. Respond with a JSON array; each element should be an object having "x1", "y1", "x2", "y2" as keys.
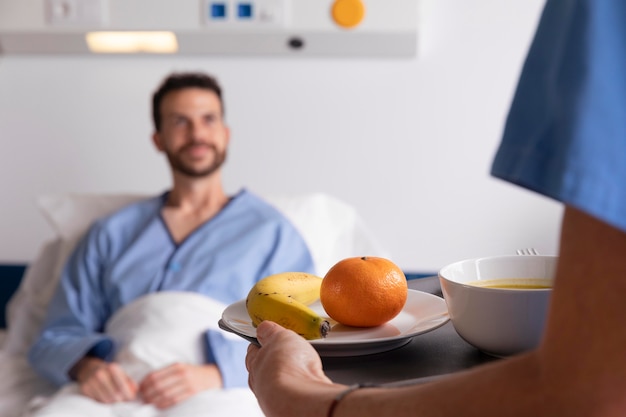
[{"x1": 25, "y1": 72, "x2": 314, "y2": 416}]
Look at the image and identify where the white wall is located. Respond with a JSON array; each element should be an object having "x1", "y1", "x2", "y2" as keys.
[{"x1": 0, "y1": 0, "x2": 560, "y2": 273}]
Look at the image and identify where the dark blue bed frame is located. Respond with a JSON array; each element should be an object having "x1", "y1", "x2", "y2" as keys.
[
  {"x1": 0, "y1": 265, "x2": 434, "y2": 329},
  {"x1": 1, "y1": 264, "x2": 27, "y2": 328}
]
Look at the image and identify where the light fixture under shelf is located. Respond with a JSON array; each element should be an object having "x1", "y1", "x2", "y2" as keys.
[{"x1": 85, "y1": 31, "x2": 178, "y2": 54}]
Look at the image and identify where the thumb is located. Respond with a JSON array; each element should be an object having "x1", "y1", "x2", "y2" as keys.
[{"x1": 256, "y1": 320, "x2": 283, "y2": 345}]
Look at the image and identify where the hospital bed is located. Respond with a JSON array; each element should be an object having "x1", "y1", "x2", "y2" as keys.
[{"x1": 0, "y1": 192, "x2": 400, "y2": 417}]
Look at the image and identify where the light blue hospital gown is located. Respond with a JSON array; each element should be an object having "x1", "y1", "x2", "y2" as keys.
[
  {"x1": 28, "y1": 189, "x2": 315, "y2": 388},
  {"x1": 491, "y1": 0, "x2": 626, "y2": 232}
]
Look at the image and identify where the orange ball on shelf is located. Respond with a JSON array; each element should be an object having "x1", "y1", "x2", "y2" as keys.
[{"x1": 331, "y1": 0, "x2": 366, "y2": 29}]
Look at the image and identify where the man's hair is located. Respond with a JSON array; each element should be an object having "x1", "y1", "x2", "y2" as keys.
[{"x1": 152, "y1": 72, "x2": 224, "y2": 132}]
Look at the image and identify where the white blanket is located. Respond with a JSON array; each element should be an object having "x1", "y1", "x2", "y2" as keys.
[{"x1": 1, "y1": 292, "x2": 264, "y2": 417}]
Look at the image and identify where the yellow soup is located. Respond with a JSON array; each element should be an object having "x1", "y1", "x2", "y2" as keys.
[{"x1": 468, "y1": 278, "x2": 552, "y2": 290}]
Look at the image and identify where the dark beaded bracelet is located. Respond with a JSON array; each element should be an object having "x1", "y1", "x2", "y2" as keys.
[{"x1": 327, "y1": 383, "x2": 378, "y2": 417}]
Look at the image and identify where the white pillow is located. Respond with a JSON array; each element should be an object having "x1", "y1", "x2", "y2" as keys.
[
  {"x1": 37, "y1": 194, "x2": 146, "y2": 241},
  {"x1": 4, "y1": 192, "x2": 388, "y2": 356},
  {"x1": 5, "y1": 194, "x2": 146, "y2": 355},
  {"x1": 265, "y1": 193, "x2": 390, "y2": 275}
]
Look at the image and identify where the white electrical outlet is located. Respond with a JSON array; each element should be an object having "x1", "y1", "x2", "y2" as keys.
[
  {"x1": 46, "y1": 0, "x2": 79, "y2": 24},
  {"x1": 45, "y1": 0, "x2": 107, "y2": 26},
  {"x1": 257, "y1": 0, "x2": 287, "y2": 25}
]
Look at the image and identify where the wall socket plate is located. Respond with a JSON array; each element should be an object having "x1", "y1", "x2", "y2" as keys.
[{"x1": 45, "y1": 0, "x2": 108, "y2": 26}]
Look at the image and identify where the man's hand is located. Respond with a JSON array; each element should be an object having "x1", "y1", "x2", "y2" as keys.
[
  {"x1": 72, "y1": 357, "x2": 138, "y2": 403},
  {"x1": 139, "y1": 363, "x2": 223, "y2": 409}
]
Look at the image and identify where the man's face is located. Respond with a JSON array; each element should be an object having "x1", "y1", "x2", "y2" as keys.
[{"x1": 153, "y1": 88, "x2": 229, "y2": 178}]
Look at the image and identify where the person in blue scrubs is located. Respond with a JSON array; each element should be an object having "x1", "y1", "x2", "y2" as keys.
[
  {"x1": 28, "y1": 72, "x2": 315, "y2": 410},
  {"x1": 244, "y1": 1, "x2": 626, "y2": 416}
]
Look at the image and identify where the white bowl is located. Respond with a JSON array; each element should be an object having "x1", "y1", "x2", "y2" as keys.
[{"x1": 438, "y1": 255, "x2": 556, "y2": 357}]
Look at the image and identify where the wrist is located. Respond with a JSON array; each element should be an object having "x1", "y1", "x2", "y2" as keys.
[
  {"x1": 200, "y1": 363, "x2": 224, "y2": 389},
  {"x1": 70, "y1": 355, "x2": 105, "y2": 382},
  {"x1": 327, "y1": 383, "x2": 379, "y2": 417}
]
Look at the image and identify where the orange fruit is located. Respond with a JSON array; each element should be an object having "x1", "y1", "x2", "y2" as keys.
[{"x1": 320, "y1": 256, "x2": 408, "y2": 327}]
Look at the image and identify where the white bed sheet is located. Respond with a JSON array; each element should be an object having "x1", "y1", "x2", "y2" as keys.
[{"x1": 1, "y1": 292, "x2": 264, "y2": 417}]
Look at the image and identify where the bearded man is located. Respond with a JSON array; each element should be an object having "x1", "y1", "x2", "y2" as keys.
[{"x1": 27, "y1": 72, "x2": 314, "y2": 415}]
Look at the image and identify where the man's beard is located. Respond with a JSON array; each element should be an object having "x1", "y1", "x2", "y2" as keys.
[{"x1": 165, "y1": 143, "x2": 227, "y2": 178}]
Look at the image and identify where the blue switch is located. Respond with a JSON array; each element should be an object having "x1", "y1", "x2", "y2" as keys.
[
  {"x1": 237, "y1": 3, "x2": 253, "y2": 19},
  {"x1": 210, "y1": 3, "x2": 227, "y2": 19}
]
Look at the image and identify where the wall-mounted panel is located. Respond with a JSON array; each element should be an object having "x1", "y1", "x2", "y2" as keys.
[{"x1": 0, "y1": 0, "x2": 418, "y2": 57}]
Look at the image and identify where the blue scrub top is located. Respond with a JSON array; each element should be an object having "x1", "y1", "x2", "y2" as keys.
[{"x1": 492, "y1": 0, "x2": 626, "y2": 233}]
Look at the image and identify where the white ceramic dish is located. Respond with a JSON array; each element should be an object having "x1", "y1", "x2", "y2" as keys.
[
  {"x1": 219, "y1": 289, "x2": 449, "y2": 357},
  {"x1": 439, "y1": 255, "x2": 556, "y2": 357}
]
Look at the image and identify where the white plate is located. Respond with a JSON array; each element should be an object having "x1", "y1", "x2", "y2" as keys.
[{"x1": 219, "y1": 289, "x2": 449, "y2": 357}]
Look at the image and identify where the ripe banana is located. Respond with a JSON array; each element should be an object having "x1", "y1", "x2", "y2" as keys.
[{"x1": 246, "y1": 272, "x2": 331, "y2": 340}]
